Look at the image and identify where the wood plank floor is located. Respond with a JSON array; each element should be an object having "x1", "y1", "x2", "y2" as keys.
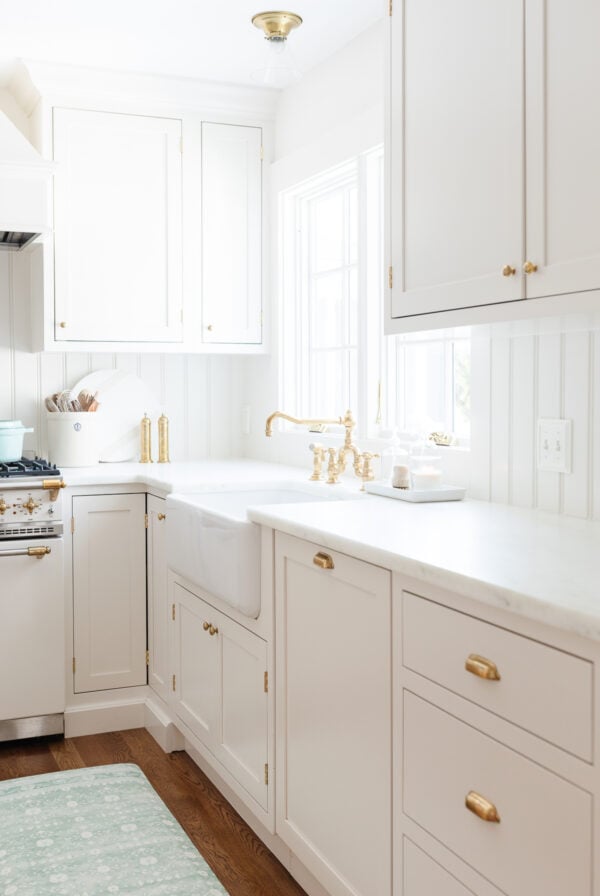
[{"x1": 0, "y1": 728, "x2": 308, "y2": 896}]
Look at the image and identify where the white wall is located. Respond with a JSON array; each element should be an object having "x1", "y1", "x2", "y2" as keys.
[{"x1": 0, "y1": 252, "x2": 243, "y2": 462}]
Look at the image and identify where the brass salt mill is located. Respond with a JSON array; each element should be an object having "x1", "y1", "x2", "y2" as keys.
[
  {"x1": 140, "y1": 413, "x2": 153, "y2": 463},
  {"x1": 158, "y1": 414, "x2": 170, "y2": 463}
]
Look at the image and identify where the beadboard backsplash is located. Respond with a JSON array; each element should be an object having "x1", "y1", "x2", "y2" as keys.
[
  {"x1": 470, "y1": 315, "x2": 600, "y2": 520},
  {"x1": 0, "y1": 252, "x2": 243, "y2": 462}
]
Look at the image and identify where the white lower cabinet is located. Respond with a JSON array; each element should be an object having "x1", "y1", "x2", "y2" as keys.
[
  {"x1": 72, "y1": 493, "x2": 147, "y2": 692},
  {"x1": 274, "y1": 533, "x2": 392, "y2": 896},
  {"x1": 403, "y1": 840, "x2": 473, "y2": 896},
  {"x1": 147, "y1": 496, "x2": 168, "y2": 701},
  {"x1": 170, "y1": 581, "x2": 269, "y2": 811}
]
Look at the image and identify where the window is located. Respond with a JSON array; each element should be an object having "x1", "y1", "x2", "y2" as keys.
[{"x1": 280, "y1": 149, "x2": 471, "y2": 442}]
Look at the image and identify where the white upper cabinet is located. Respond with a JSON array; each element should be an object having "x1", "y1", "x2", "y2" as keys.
[
  {"x1": 201, "y1": 122, "x2": 262, "y2": 345},
  {"x1": 53, "y1": 108, "x2": 183, "y2": 344},
  {"x1": 389, "y1": 0, "x2": 525, "y2": 321},
  {"x1": 388, "y1": 0, "x2": 600, "y2": 331},
  {"x1": 525, "y1": 0, "x2": 600, "y2": 300}
]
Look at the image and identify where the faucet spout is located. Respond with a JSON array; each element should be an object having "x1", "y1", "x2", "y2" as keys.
[{"x1": 265, "y1": 410, "x2": 343, "y2": 437}]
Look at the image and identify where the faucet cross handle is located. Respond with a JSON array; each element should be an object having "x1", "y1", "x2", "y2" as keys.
[{"x1": 359, "y1": 451, "x2": 379, "y2": 490}]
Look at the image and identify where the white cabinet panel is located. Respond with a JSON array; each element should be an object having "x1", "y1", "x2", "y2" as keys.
[
  {"x1": 403, "y1": 692, "x2": 592, "y2": 896},
  {"x1": 147, "y1": 495, "x2": 168, "y2": 701},
  {"x1": 389, "y1": 0, "x2": 524, "y2": 319},
  {"x1": 275, "y1": 533, "x2": 392, "y2": 896},
  {"x1": 53, "y1": 108, "x2": 183, "y2": 344},
  {"x1": 526, "y1": 0, "x2": 600, "y2": 299},
  {"x1": 72, "y1": 493, "x2": 147, "y2": 692},
  {"x1": 403, "y1": 839, "x2": 475, "y2": 896},
  {"x1": 171, "y1": 581, "x2": 269, "y2": 810},
  {"x1": 201, "y1": 122, "x2": 262, "y2": 345}
]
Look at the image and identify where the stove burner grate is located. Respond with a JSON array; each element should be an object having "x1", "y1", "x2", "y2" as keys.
[{"x1": 0, "y1": 457, "x2": 62, "y2": 479}]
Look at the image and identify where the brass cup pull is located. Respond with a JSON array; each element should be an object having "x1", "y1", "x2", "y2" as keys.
[
  {"x1": 465, "y1": 654, "x2": 500, "y2": 680},
  {"x1": 203, "y1": 621, "x2": 210, "y2": 631},
  {"x1": 27, "y1": 546, "x2": 51, "y2": 558},
  {"x1": 157, "y1": 513, "x2": 166, "y2": 521},
  {"x1": 313, "y1": 551, "x2": 334, "y2": 570},
  {"x1": 502, "y1": 265, "x2": 516, "y2": 277},
  {"x1": 466, "y1": 790, "x2": 500, "y2": 823},
  {"x1": 523, "y1": 261, "x2": 538, "y2": 274},
  {"x1": 209, "y1": 625, "x2": 219, "y2": 637}
]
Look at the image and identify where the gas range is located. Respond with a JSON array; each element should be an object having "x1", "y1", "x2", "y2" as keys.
[{"x1": 0, "y1": 457, "x2": 65, "y2": 539}]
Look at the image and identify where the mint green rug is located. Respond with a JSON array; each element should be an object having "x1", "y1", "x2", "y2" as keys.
[{"x1": 0, "y1": 762, "x2": 229, "y2": 895}]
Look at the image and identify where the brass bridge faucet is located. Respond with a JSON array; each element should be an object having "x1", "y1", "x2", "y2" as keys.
[{"x1": 265, "y1": 409, "x2": 378, "y2": 489}]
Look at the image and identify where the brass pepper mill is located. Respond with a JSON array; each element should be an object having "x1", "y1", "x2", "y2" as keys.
[
  {"x1": 158, "y1": 414, "x2": 170, "y2": 464},
  {"x1": 140, "y1": 413, "x2": 153, "y2": 463}
]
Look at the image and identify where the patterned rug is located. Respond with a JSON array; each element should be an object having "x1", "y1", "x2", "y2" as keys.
[{"x1": 0, "y1": 762, "x2": 229, "y2": 895}]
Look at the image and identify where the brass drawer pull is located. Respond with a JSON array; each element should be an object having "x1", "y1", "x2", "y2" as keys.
[
  {"x1": 466, "y1": 790, "x2": 500, "y2": 823},
  {"x1": 313, "y1": 551, "x2": 334, "y2": 570},
  {"x1": 157, "y1": 513, "x2": 166, "y2": 521},
  {"x1": 465, "y1": 654, "x2": 501, "y2": 681}
]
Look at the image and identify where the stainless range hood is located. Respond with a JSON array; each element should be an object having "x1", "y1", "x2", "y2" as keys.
[{"x1": 0, "y1": 110, "x2": 53, "y2": 250}]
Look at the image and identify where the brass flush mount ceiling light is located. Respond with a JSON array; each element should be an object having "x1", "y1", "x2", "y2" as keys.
[{"x1": 251, "y1": 10, "x2": 303, "y2": 88}]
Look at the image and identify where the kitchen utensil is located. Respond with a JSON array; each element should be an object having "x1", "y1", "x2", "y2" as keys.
[
  {"x1": 71, "y1": 370, "x2": 159, "y2": 462},
  {"x1": 0, "y1": 420, "x2": 34, "y2": 462},
  {"x1": 45, "y1": 396, "x2": 59, "y2": 413}
]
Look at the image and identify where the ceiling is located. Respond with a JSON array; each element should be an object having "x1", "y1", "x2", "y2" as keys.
[{"x1": 0, "y1": 0, "x2": 384, "y2": 88}]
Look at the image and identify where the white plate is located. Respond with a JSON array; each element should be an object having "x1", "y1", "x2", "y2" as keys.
[
  {"x1": 70, "y1": 370, "x2": 160, "y2": 462},
  {"x1": 365, "y1": 482, "x2": 466, "y2": 502}
]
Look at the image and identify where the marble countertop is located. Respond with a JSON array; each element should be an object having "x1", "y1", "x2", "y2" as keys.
[
  {"x1": 249, "y1": 496, "x2": 600, "y2": 643},
  {"x1": 59, "y1": 459, "x2": 600, "y2": 642}
]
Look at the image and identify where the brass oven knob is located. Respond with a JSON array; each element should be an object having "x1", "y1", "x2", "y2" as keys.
[
  {"x1": 0, "y1": 499, "x2": 7, "y2": 515},
  {"x1": 523, "y1": 261, "x2": 538, "y2": 274},
  {"x1": 23, "y1": 497, "x2": 39, "y2": 514}
]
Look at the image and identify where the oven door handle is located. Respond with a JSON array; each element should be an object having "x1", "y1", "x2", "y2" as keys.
[{"x1": 0, "y1": 546, "x2": 51, "y2": 559}]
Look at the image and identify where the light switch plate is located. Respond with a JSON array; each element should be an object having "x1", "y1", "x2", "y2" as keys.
[{"x1": 537, "y1": 418, "x2": 572, "y2": 473}]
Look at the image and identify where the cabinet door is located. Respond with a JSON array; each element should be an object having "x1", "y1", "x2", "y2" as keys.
[
  {"x1": 171, "y1": 582, "x2": 219, "y2": 744},
  {"x1": 389, "y1": 0, "x2": 524, "y2": 320},
  {"x1": 53, "y1": 108, "x2": 183, "y2": 343},
  {"x1": 147, "y1": 495, "x2": 168, "y2": 701},
  {"x1": 525, "y1": 0, "x2": 600, "y2": 299},
  {"x1": 201, "y1": 122, "x2": 262, "y2": 344},
  {"x1": 275, "y1": 533, "x2": 392, "y2": 896},
  {"x1": 171, "y1": 581, "x2": 269, "y2": 809},
  {"x1": 72, "y1": 494, "x2": 147, "y2": 692}
]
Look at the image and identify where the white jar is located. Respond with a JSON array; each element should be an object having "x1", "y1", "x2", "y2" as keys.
[{"x1": 47, "y1": 412, "x2": 99, "y2": 467}]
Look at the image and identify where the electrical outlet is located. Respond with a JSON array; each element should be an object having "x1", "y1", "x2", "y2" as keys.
[{"x1": 537, "y1": 418, "x2": 572, "y2": 473}]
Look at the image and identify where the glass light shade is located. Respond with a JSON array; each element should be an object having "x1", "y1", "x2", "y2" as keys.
[{"x1": 251, "y1": 37, "x2": 301, "y2": 89}]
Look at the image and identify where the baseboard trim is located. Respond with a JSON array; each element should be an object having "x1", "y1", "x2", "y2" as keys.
[
  {"x1": 144, "y1": 696, "x2": 185, "y2": 753},
  {"x1": 65, "y1": 699, "x2": 145, "y2": 738}
]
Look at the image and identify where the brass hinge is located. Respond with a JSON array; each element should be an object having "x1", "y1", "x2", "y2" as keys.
[
  {"x1": 71, "y1": 516, "x2": 75, "y2": 534},
  {"x1": 260, "y1": 144, "x2": 264, "y2": 161},
  {"x1": 388, "y1": 0, "x2": 393, "y2": 14},
  {"x1": 264, "y1": 671, "x2": 269, "y2": 693},
  {"x1": 72, "y1": 657, "x2": 76, "y2": 674},
  {"x1": 145, "y1": 650, "x2": 150, "y2": 666},
  {"x1": 264, "y1": 763, "x2": 269, "y2": 785},
  {"x1": 144, "y1": 513, "x2": 149, "y2": 529},
  {"x1": 388, "y1": 265, "x2": 393, "y2": 289},
  {"x1": 172, "y1": 603, "x2": 176, "y2": 621},
  {"x1": 172, "y1": 674, "x2": 176, "y2": 691}
]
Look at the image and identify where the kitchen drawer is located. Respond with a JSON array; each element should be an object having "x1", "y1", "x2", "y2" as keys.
[
  {"x1": 403, "y1": 838, "x2": 476, "y2": 896},
  {"x1": 403, "y1": 692, "x2": 592, "y2": 896},
  {"x1": 402, "y1": 591, "x2": 592, "y2": 760}
]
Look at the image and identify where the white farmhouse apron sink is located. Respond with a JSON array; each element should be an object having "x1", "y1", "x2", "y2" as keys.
[{"x1": 166, "y1": 485, "x2": 347, "y2": 618}]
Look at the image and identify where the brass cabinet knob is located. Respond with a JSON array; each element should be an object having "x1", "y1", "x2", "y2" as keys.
[
  {"x1": 59, "y1": 321, "x2": 67, "y2": 328},
  {"x1": 313, "y1": 551, "x2": 335, "y2": 570},
  {"x1": 465, "y1": 653, "x2": 501, "y2": 681},
  {"x1": 466, "y1": 791, "x2": 501, "y2": 823},
  {"x1": 157, "y1": 513, "x2": 166, "y2": 521},
  {"x1": 203, "y1": 621, "x2": 210, "y2": 631},
  {"x1": 207, "y1": 324, "x2": 214, "y2": 331},
  {"x1": 209, "y1": 624, "x2": 219, "y2": 636},
  {"x1": 502, "y1": 265, "x2": 516, "y2": 277},
  {"x1": 523, "y1": 261, "x2": 538, "y2": 274}
]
